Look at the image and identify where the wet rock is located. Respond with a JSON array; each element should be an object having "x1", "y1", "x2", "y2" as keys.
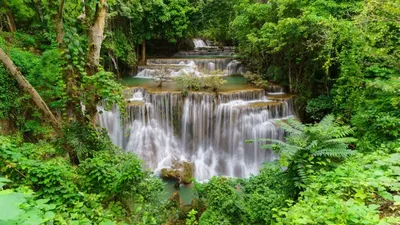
[{"x1": 161, "y1": 160, "x2": 194, "y2": 185}]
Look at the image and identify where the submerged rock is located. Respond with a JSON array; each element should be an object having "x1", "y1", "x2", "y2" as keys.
[{"x1": 161, "y1": 160, "x2": 194, "y2": 185}]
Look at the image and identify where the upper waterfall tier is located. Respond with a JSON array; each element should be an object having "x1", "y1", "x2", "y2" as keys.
[
  {"x1": 99, "y1": 85, "x2": 295, "y2": 180},
  {"x1": 174, "y1": 38, "x2": 235, "y2": 57},
  {"x1": 137, "y1": 38, "x2": 242, "y2": 78},
  {"x1": 136, "y1": 58, "x2": 244, "y2": 78}
]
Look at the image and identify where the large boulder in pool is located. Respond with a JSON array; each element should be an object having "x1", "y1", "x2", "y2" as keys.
[{"x1": 161, "y1": 160, "x2": 194, "y2": 184}]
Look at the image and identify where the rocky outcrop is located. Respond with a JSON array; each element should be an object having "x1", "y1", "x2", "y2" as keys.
[{"x1": 161, "y1": 160, "x2": 194, "y2": 185}]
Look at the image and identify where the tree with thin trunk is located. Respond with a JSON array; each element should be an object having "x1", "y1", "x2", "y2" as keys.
[
  {"x1": 86, "y1": 0, "x2": 107, "y2": 76},
  {"x1": 85, "y1": 0, "x2": 108, "y2": 122},
  {"x1": 154, "y1": 68, "x2": 170, "y2": 87},
  {"x1": 56, "y1": 0, "x2": 65, "y2": 46},
  {"x1": 140, "y1": 40, "x2": 146, "y2": 66},
  {"x1": 2, "y1": 3, "x2": 17, "y2": 32}
]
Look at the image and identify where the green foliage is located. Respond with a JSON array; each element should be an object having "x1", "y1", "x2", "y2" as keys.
[
  {"x1": 82, "y1": 69, "x2": 126, "y2": 113},
  {"x1": 196, "y1": 177, "x2": 249, "y2": 225},
  {"x1": 78, "y1": 150, "x2": 162, "y2": 202},
  {"x1": 0, "y1": 39, "x2": 65, "y2": 139},
  {"x1": 242, "y1": 163, "x2": 293, "y2": 224},
  {"x1": 0, "y1": 178, "x2": 56, "y2": 225},
  {"x1": 259, "y1": 115, "x2": 356, "y2": 188},
  {"x1": 306, "y1": 95, "x2": 334, "y2": 121},
  {"x1": 195, "y1": 163, "x2": 292, "y2": 225},
  {"x1": 174, "y1": 73, "x2": 203, "y2": 91},
  {"x1": 191, "y1": 0, "x2": 237, "y2": 43},
  {"x1": 62, "y1": 122, "x2": 117, "y2": 159},
  {"x1": 174, "y1": 71, "x2": 227, "y2": 93},
  {"x1": 0, "y1": 135, "x2": 164, "y2": 224},
  {"x1": 274, "y1": 149, "x2": 400, "y2": 224},
  {"x1": 229, "y1": 0, "x2": 399, "y2": 146},
  {"x1": 0, "y1": 0, "x2": 36, "y2": 27},
  {"x1": 111, "y1": 0, "x2": 191, "y2": 47},
  {"x1": 202, "y1": 72, "x2": 227, "y2": 92},
  {"x1": 331, "y1": 0, "x2": 400, "y2": 149},
  {"x1": 186, "y1": 209, "x2": 198, "y2": 225},
  {"x1": 1, "y1": 1, "x2": 399, "y2": 224},
  {"x1": 104, "y1": 29, "x2": 137, "y2": 67},
  {"x1": 243, "y1": 72, "x2": 269, "y2": 89}
]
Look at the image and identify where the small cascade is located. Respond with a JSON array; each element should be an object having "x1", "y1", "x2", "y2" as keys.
[
  {"x1": 219, "y1": 89, "x2": 265, "y2": 103},
  {"x1": 136, "y1": 61, "x2": 201, "y2": 78},
  {"x1": 137, "y1": 58, "x2": 244, "y2": 79},
  {"x1": 147, "y1": 58, "x2": 233, "y2": 72},
  {"x1": 99, "y1": 86, "x2": 295, "y2": 180},
  {"x1": 193, "y1": 38, "x2": 208, "y2": 48},
  {"x1": 227, "y1": 60, "x2": 244, "y2": 75}
]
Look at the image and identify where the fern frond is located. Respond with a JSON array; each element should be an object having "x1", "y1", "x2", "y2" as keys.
[
  {"x1": 312, "y1": 148, "x2": 354, "y2": 158},
  {"x1": 318, "y1": 114, "x2": 335, "y2": 130},
  {"x1": 324, "y1": 137, "x2": 357, "y2": 144},
  {"x1": 278, "y1": 122, "x2": 303, "y2": 136},
  {"x1": 331, "y1": 126, "x2": 355, "y2": 138},
  {"x1": 305, "y1": 140, "x2": 319, "y2": 150},
  {"x1": 286, "y1": 118, "x2": 306, "y2": 132}
]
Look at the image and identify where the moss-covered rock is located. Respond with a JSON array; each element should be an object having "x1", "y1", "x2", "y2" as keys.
[
  {"x1": 181, "y1": 161, "x2": 194, "y2": 184},
  {"x1": 160, "y1": 160, "x2": 194, "y2": 184}
]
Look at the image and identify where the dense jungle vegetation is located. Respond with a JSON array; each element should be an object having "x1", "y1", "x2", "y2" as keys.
[{"x1": 0, "y1": 0, "x2": 399, "y2": 224}]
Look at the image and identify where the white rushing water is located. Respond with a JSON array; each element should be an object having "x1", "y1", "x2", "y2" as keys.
[
  {"x1": 137, "y1": 58, "x2": 244, "y2": 79},
  {"x1": 98, "y1": 87, "x2": 295, "y2": 180},
  {"x1": 193, "y1": 38, "x2": 208, "y2": 48}
]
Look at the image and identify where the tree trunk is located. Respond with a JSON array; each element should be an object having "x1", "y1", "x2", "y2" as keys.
[
  {"x1": 140, "y1": 40, "x2": 146, "y2": 65},
  {"x1": 77, "y1": 0, "x2": 86, "y2": 20},
  {"x1": 56, "y1": 0, "x2": 65, "y2": 46},
  {"x1": 4, "y1": 6, "x2": 16, "y2": 32},
  {"x1": 288, "y1": 61, "x2": 292, "y2": 93},
  {"x1": 86, "y1": 0, "x2": 107, "y2": 76},
  {"x1": 85, "y1": 0, "x2": 108, "y2": 123},
  {"x1": 55, "y1": 0, "x2": 79, "y2": 122},
  {"x1": 35, "y1": 0, "x2": 44, "y2": 22}
]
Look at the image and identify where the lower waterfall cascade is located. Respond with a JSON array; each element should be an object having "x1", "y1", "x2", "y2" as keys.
[{"x1": 99, "y1": 86, "x2": 295, "y2": 181}]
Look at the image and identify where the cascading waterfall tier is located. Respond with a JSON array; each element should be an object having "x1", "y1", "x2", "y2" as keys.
[
  {"x1": 99, "y1": 87, "x2": 295, "y2": 180},
  {"x1": 136, "y1": 58, "x2": 244, "y2": 79}
]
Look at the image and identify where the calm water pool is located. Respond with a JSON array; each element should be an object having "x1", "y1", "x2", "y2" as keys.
[{"x1": 163, "y1": 180, "x2": 195, "y2": 205}]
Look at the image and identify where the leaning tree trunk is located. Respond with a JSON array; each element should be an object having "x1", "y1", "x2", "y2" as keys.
[
  {"x1": 0, "y1": 47, "x2": 80, "y2": 165},
  {"x1": 0, "y1": 47, "x2": 61, "y2": 134},
  {"x1": 85, "y1": 0, "x2": 107, "y2": 123}
]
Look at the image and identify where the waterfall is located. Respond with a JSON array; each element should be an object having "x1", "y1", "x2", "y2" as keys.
[
  {"x1": 99, "y1": 87, "x2": 295, "y2": 180},
  {"x1": 193, "y1": 38, "x2": 208, "y2": 48},
  {"x1": 101, "y1": 41, "x2": 294, "y2": 180},
  {"x1": 138, "y1": 58, "x2": 244, "y2": 79},
  {"x1": 227, "y1": 60, "x2": 244, "y2": 75}
]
